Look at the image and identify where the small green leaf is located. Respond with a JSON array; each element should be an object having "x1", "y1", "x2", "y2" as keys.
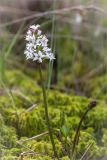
[{"x1": 60, "y1": 125, "x2": 70, "y2": 138}]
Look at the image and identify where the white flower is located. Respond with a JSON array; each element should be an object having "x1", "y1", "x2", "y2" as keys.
[
  {"x1": 36, "y1": 38, "x2": 41, "y2": 46},
  {"x1": 26, "y1": 34, "x2": 35, "y2": 43},
  {"x1": 27, "y1": 30, "x2": 32, "y2": 36},
  {"x1": 24, "y1": 24, "x2": 55, "y2": 63},
  {"x1": 75, "y1": 13, "x2": 82, "y2": 24},
  {"x1": 24, "y1": 50, "x2": 33, "y2": 59},
  {"x1": 94, "y1": 27, "x2": 101, "y2": 37},
  {"x1": 29, "y1": 24, "x2": 40, "y2": 31},
  {"x1": 40, "y1": 36, "x2": 48, "y2": 47},
  {"x1": 37, "y1": 30, "x2": 42, "y2": 36}
]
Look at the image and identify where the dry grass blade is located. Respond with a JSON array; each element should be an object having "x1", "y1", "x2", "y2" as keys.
[
  {"x1": 12, "y1": 89, "x2": 33, "y2": 104},
  {"x1": 80, "y1": 142, "x2": 94, "y2": 160},
  {"x1": 26, "y1": 103, "x2": 40, "y2": 112},
  {"x1": 19, "y1": 131, "x2": 49, "y2": 143},
  {"x1": 19, "y1": 151, "x2": 50, "y2": 160}
]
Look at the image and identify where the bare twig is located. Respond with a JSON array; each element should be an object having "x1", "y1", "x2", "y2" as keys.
[
  {"x1": 0, "y1": 5, "x2": 106, "y2": 27},
  {"x1": 0, "y1": 6, "x2": 36, "y2": 15}
]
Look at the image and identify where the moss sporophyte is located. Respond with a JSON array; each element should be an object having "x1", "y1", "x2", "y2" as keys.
[{"x1": 24, "y1": 24, "x2": 59, "y2": 159}]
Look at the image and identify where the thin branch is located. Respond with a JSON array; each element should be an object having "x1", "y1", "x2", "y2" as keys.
[
  {"x1": 0, "y1": 5, "x2": 106, "y2": 28},
  {"x1": 0, "y1": 6, "x2": 36, "y2": 15}
]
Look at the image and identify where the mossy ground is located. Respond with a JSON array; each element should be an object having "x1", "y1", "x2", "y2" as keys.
[{"x1": 0, "y1": 69, "x2": 107, "y2": 160}]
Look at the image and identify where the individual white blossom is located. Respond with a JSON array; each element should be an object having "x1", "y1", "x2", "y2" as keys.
[
  {"x1": 29, "y1": 24, "x2": 40, "y2": 32},
  {"x1": 24, "y1": 24, "x2": 55, "y2": 63},
  {"x1": 94, "y1": 27, "x2": 101, "y2": 37},
  {"x1": 75, "y1": 13, "x2": 82, "y2": 24}
]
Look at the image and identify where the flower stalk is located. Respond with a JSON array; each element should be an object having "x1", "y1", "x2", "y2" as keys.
[{"x1": 38, "y1": 64, "x2": 59, "y2": 159}]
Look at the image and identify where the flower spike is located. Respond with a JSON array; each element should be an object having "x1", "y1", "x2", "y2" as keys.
[{"x1": 24, "y1": 24, "x2": 55, "y2": 63}]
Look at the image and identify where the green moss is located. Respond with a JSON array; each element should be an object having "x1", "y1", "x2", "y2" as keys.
[
  {"x1": 84, "y1": 74, "x2": 107, "y2": 99},
  {"x1": 0, "y1": 70, "x2": 107, "y2": 159}
]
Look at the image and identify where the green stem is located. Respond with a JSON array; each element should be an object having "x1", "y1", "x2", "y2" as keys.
[
  {"x1": 71, "y1": 108, "x2": 90, "y2": 159},
  {"x1": 71, "y1": 101, "x2": 97, "y2": 159},
  {"x1": 38, "y1": 64, "x2": 59, "y2": 159}
]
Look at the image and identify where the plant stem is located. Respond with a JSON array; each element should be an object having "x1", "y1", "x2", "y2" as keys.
[
  {"x1": 71, "y1": 108, "x2": 90, "y2": 159},
  {"x1": 71, "y1": 101, "x2": 97, "y2": 159},
  {"x1": 38, "y1": 64, "x2": 59, "y2": 160}
]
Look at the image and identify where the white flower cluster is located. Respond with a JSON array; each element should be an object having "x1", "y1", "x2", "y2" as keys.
[{"x1": 24, "y1": 24, "x2": 55, "y2": 63}]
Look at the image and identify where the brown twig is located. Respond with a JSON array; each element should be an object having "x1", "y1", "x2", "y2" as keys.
[
  {"x1": 0, "y1": 5, "x2": 106, "y2": 27},
  {"x1": 0, "y1": 6, "x2": 36, "y2": 15}
]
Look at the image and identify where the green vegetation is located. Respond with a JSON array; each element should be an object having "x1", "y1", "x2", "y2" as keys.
[
  {"x1": 0, "y1": 2, "x2": 107, "y2": 159},
  {"x1": 0, "y1": 69, "x2": 107, "y2": 159}
]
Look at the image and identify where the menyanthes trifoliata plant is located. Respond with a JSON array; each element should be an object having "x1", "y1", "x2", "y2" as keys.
[
  {"x1": 24, "y1": 24, "x2": 55, "y2": 63},
  {"x1": 24, "y1": 25, "x2": 59, "y2": 159}
]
